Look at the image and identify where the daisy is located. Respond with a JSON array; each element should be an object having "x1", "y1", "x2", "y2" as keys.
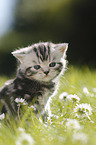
[
  {"x1": 74, "y1": 103, "x2": 93, "y2": 121},
  {"x1": 65, "y1": 119, "x2": 81, "y2": 130},
  {"x1": 15, "y1": 98, "x2": 28, "y2": 105},
  {"x1": 16, "y1": 132, "x2": 35, "y2": 145},
  {"x1": 59, "y1": 92, "x2": 68, "y2": 100},
  {"x1": 67, "y1": 94, "x2": 80, "y2": 103}
]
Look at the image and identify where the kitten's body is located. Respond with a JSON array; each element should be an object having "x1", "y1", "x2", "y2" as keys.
[
  {"x1": 0, "y1": 70, "x2": 54, "y2": 115},
  {"x1": 0, "y1": 42, "x2": 68, "y2": 118}
]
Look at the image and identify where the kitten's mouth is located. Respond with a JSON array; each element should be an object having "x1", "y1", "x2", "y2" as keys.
[
  {"x1": 43, "y1": 75, "x2": 51, "y2": 81},
  {"x1": 44, "y1": 74, "x2": 49, "y2": 77}
]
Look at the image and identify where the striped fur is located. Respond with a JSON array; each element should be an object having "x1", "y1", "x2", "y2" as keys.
[{"x1": 0, "y1": 42, "x2": 68, "y2": 119}]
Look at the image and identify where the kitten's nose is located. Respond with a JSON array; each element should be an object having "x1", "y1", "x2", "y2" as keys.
[{"x1": 44, "y1": 71, "x2": 49, "y2": 75}]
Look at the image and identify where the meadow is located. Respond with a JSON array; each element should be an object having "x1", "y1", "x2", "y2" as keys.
[{"x1": 0, "y1": 65, "x2": 96, "y2": 145}]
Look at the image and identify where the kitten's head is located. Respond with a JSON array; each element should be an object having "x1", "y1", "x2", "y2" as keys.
[{"x1": 12, "y1": 42, "x2": 68, "y2": 82}]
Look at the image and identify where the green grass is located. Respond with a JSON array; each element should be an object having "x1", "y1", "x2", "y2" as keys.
[{"x1": 0, "y1": 65, "x2": 96, "y2": 145}]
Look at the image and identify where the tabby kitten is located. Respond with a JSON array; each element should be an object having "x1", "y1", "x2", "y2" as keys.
[{"x1": 0, "y1": 42, "x2": 68, "y2": 118}]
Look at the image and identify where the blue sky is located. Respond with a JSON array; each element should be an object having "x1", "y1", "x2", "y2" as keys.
[{"x1": 0, "y1": 0, "x2": 18, "y2": 37}]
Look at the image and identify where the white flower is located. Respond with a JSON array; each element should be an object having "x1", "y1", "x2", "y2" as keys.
[
  {"x1": 53, "y1": 125, "x2": 56, "y2": 128},
  {"x1": 0, "y1": 113, "x2": 5, "y2": 120},
  {"x1": 15, "y1": 98, "x2": 28, "y2": 105},
  {"x1": 83, "y1": 87, "x2": 89, "y2": 95},
  {"x1": 59, "y1": 92, "x2": 68, "y2": 99},
  {"x1": 16, "y1": 132, "x2": 35, "y2": 145},
  {"x1": 52, "y1": 115, "x2": 59, "y2": 119},
  {"x1": 67, "y1": 94, "x2": 80, "y2": 103},
  {"x1": 74, "y1": 103, "x2": 93, "y2": 121},
  {"x1": 30, "y1": 105, "x2": 36, "y2": 111},
  {"x1": 72, "y1": 132, "x2": 88, "y2": 144},
  {"x1": 59, "y1": 93, "x2": 80, "y2": 103},
  {"x1": 17, "y1": 127, "x2": 25, "y2": 132},
  {"x1": 92, "y1": 88, "x2": 96, "y2": 93},
  {"x1": 83, "y1": 87, "x2": 94, "y2": 97},
  {"x1": 65, "y1": 119, "x2": 81, "y2": 130}
]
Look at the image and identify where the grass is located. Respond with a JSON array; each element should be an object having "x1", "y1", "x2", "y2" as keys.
[{"x1": 0, "y1": 65, "x2": 96, "y2": 145}]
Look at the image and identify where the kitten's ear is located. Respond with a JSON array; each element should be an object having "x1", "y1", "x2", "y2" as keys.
[
  {"x1": 54, "y1": 43, "x2": 68, "y2": 57},
  {"x1": 11, "y1": 49, "x2": 26, "y2": 63},
  {"x1": 55, "y1": 43, "x2": 68, "y2": 52}
]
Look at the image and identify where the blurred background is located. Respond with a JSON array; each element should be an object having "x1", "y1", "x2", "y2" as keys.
[{"x1": 0, "y1": 0, "x2": 96, "y2": 76}]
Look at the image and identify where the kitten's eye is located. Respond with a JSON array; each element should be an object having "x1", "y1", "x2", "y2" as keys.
[
  {"x1": 34, "y1": 65, "x2": 41, "y2": 70},
  {"x1": 25, "y1": 67, "x2": 32, "y2": 76},
  {"x1": 49, "y1": 62, "x2": 56, "y2": 67}
]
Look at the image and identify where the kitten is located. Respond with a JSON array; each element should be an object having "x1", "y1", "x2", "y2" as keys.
[{"x1": 0, "y1": 42, "x2": 68, "y2": 119}]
